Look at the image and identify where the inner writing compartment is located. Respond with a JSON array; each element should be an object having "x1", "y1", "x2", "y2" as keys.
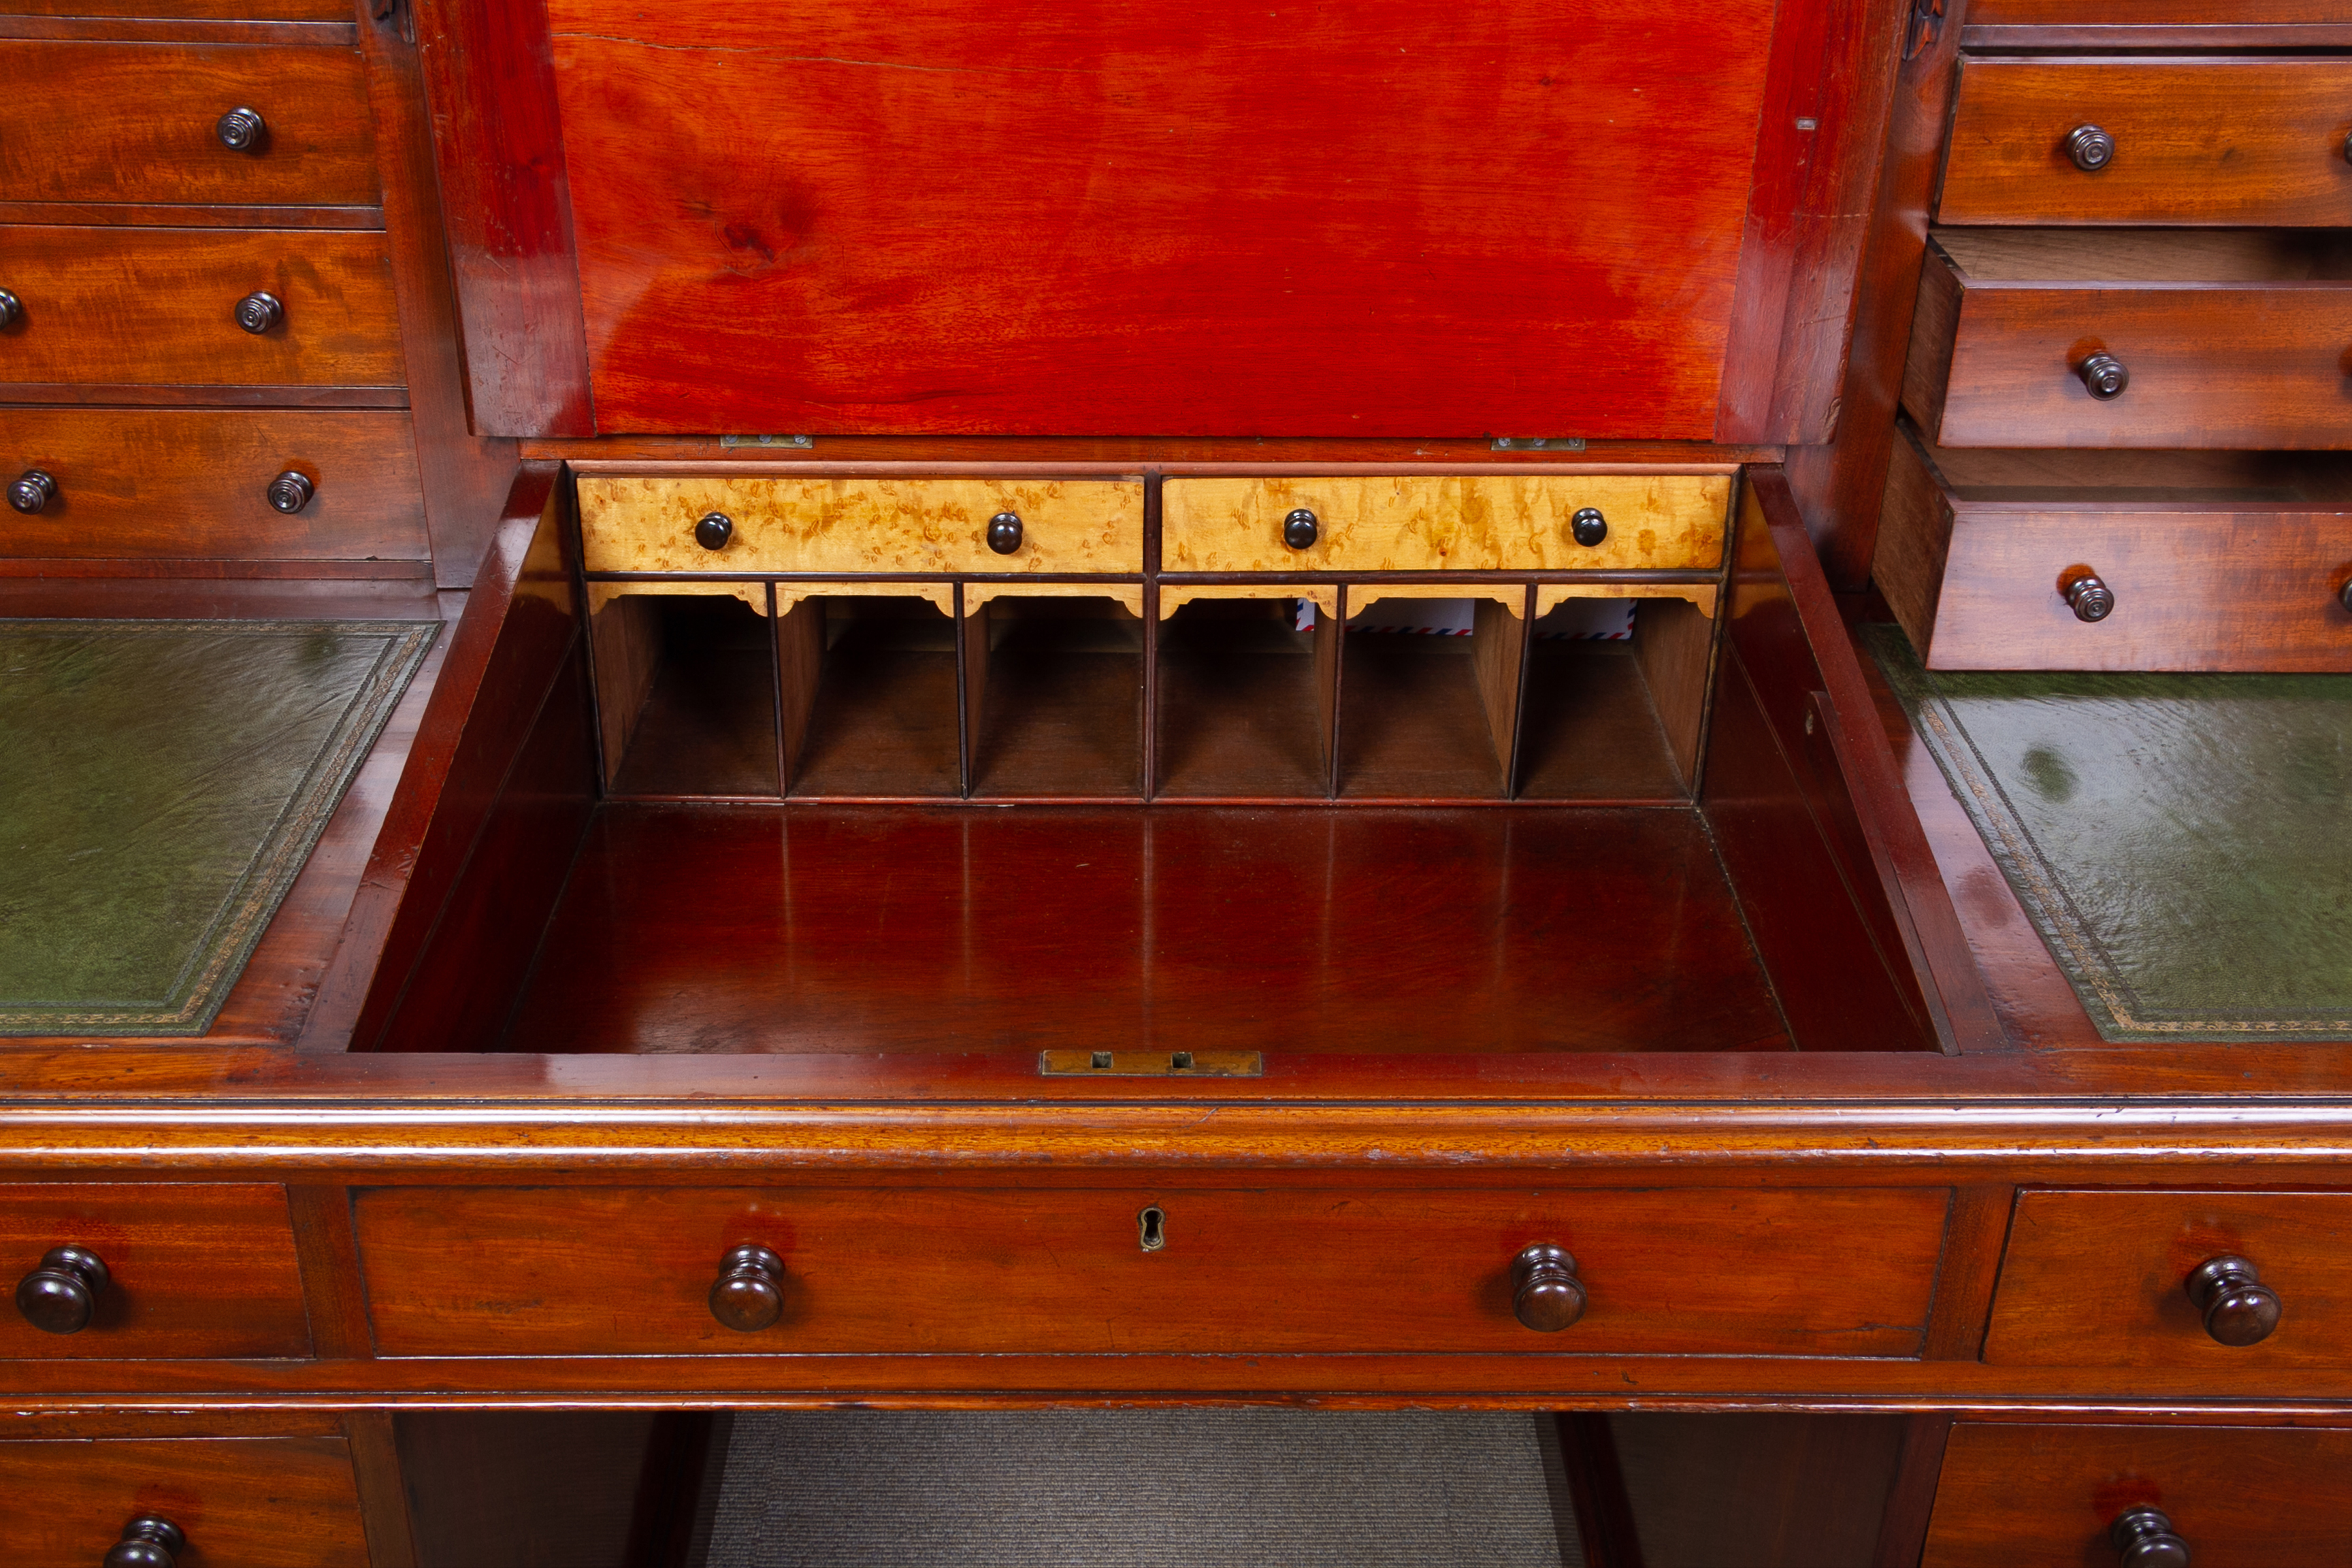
[
  {"x1": 589, "y1": 585, "x2": 781, "y2": 798},
  {"x1": 1154, "y1": 589, "x2": 1337, "y2": 798},
  {"x1": 1516, "y1": 593, "x2": 1714, "y2": 802},
  {"x1": 1337, "y1": 589, "x2": 1527, "y2": 799},
  {"x1": 778, "y1": 589, "x2": 960, "y2": 799},
  {"x1": 964, "y1": 591, "x2": 1145, "y2": 798}
]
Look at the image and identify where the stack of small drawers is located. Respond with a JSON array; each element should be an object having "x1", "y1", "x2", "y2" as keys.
[{"x1": 0, "y1": 1, "x2": 426, "y2": 577}]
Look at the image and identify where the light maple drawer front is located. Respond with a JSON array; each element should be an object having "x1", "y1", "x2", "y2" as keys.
[
  {"x1": 1984, "y1": 1190, "x2": 2352, "y2": 1369},
  {"x1": 1924, "y1": 1422, "x2": 2352, "y2": 1568},
  {"x1": 0, "y1": 226, "x2": 403, "y2": 388},
  {"x1": 353, "y1": 1184, "x2": 1946, "y2": 1358},
  {"x1": 0, "y1": 1438, "x2": 367, "y2": 1568},
  {"x1": 0, "y1": 42, "x2": 378, "y2": 208},
  {"x1": 0, "y1": 1183, "x2": 310, "y2": 1359},
  {"x1": 576, "y1": 476, "x2": 1145, "y2": 576},
  {"x1": 1940, "y1": 58, "x2": 2352, "y2": 227},
  {"x1": 1161, "y1": 474, "x2": 1731, "y2": 573},
  {"x1": 0, "y1": 409, "x2": 427, "y2": 562}
]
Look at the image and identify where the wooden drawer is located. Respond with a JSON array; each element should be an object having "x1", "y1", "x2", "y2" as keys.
[
  {"x1": 1985, "y1": 1190, "x2": 2352, "y2": 1368},
  {"x1": 0, "y1": 1437, "x2": 367, "y2": 1568},
  {"x1": 0, "y1": 227, "x2": 402, "y2": 389},
  {"x1": 1963, "y1": 0, "x2": 2345, "y2": 26},
  {"x1": 1940, "y1": 59, "x2": 2352, "y2": 228},
  {"x1": 1161, "y1": 475, "x2": 1731, "y2": 574},
  {"x1": 0, "y1": 409, "x2": 427, "y2": 563},
  {"x1": 1876, "y1": 433, "x2": 2352, "y2": 671},
  {"x1": 1903, "y1": 229, "x2": 2352, "y2": 451},
  {"x1": 1924, "y1": 1422, "x2": 2352, "y2": 1567},
  {"x1": 0, "y1": 1184, "x2": 310, "y2": 1359},
  {"x1": 0, "y1": 43, "x2": 378, "y2": 208},
  {"x1": 575, "y1": 476, "x2": 1144, "y2": 576},
  {"x1": 353, "y1": 1184, "x2": 1946, "y2": 1357}
]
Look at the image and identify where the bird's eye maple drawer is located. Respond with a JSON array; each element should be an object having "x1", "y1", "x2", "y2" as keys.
[
  {"x1": 351, "y1": 1184, "x2": 1948, "y2": 1358},
  {"x1": 0, "y1": 41, "x2": 378, "y2": 208},
  {"x1": 574, "y1": 476, "x2": 1145, "y2": 576},
  {"x1": 1160, "y1": 474, "x2": 1731, "y2": 574},
  {"x1": 0, "y1": 1437, "x2": 368, "y2": 1568},
  {"x1": 1922, "y1": 1422, "x2": 2352, "y2": 1568},
  {"x1": 1983, "y1": 1190, "x2": 2352, "y2": 1369},
  {"x1": 0, "y1": 1184, "x2": 310, "y2": 1359},
  {"x1": 1938, "y1": 57, "x2": 2352, "y2": 228}
]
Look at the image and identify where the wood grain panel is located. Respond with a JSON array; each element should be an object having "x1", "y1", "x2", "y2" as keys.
[
  {"x1": 576, "y1": 476, "x2": 1143, "y2": 574},
  {"x1": 1162, "y1": 475, "x2": 1729, "y2": 572},
  {"x1": 354, "y1": 1184, "x2": 1945, "y2": 1357},
  {"x1": 0, "y1": 226, "x2": 402, "y2": 387},
  {"x1": 0, "y1": 408, "x2": 425, "y2": 563},
  {"x1": 545, "y1": 0, "x2": 1774, "y2": 436},
  {"x1": 0, "y1": 42, "x2": 377, "y2": 208},
  {"x1": 1, "y1": 0, "x2": 346, "y2": 14},
  {"x1": 1986, "y1": 1191, "x2": 2352, "y2": 1368},
  {"x1": 1923, "y1": 1423, "x2": 2352, "y2": 1568},
  {"x1": 0, "y1": 1184, "x2": 308, "y2": 1360},
  {"x1": 1966, "y1": 0, "x2": 2346, "y2": 23},
  {"x1": 0, "y1": 1437, "x2": 365, "y2": 1568},
  {"x1": 1941, "y1": 59, "x2": 2352, "y2": 228}
]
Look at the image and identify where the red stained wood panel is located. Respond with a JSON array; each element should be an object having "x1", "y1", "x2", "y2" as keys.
[
  {"x1": 545, "y1": 0, "x2": 1776, "y2": 438},
  {"x1": 0, "y1": 1437, "x2": 366, "y2": 1568}
]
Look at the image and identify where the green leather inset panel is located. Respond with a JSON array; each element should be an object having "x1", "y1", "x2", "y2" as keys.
[
  {"x1": 1870, "y1": 625, "x2": 2352, "y2": 1043},
  {"x1": 0, "y1": 619, "x2": 436, "y2": 1037}
]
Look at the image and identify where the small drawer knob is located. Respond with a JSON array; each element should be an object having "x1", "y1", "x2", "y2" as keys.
[
  {"x1": 2065, "y1": 124, "x2": 2117, "y2": 172},
  {"x1": 708, "y1": 1243, "x2": 785, "y2": 1332},
  {"x1": 265, "y1": 470, "x2": 314, "y2": 514},
  {"x1": 2059, "y1": 568, "x2": 2115, "y2": 623},
  {"x1": 693, "y1": 511, "x2": 734, "y2": 551},
  {"x1": 235, "y1": 291, "x2": 284, "y2": 335},
  {"x1": 2339, "y1": 576, "x2": 2352, "y2": 615},
  {"x1": 0, "y1": 288, "x2": 19, "y2": 329},
  {"x1": 1509, "y1": 1243, "x2": 1586, "y2": 1333},
  {"x1": 1281, "y1": 508, "x2": 1319, "y2": 551},
  {"x1": 8, "y1": 468, "x2": 57, "y2": 515},
  {"x1": 103, "y1": 1517, "x2": 185, "y2": 1568},
  {"x1": 986, "y1": 511, "x2": 1024, "y2": 555},
  {"x1": 16, "y1": 1244, "x2": 110, "y2": 1335},
  {"x1": 2186, "y1": 1255, "x2": 2280, "y2": 1348},
  {"x1": 2078, "y1": 353, "x2": 2129, "y2": 400},
  {"x1": 2109, "y1": 1507, "x2": 2190, "y2": 1568},
  {"x1": 1569, "y1": 506, "x2": 1608, "y2": 548},
  {"x1": 216, "y1": 106, "x2": 266, "y2": 152}
]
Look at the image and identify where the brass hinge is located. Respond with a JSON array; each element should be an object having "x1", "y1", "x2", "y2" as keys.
[{"x1": 1040, "y1": 1049, "x2": 1263, "y2": 1077}]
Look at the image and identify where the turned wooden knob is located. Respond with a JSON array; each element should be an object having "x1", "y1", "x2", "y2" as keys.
[
  {"x1": 2059, "y1": 568, "x2": 2114, "y2": 623},
  {"x1": 986, "y1": 511, "x2": 1023, "y2": 554},
  {"x1": 0, "y1": 288, "x2": 18, "y2": 329},
  {"x1": 1569, "y1": 506, "x2": 1608, "y2": 547},
  {"x1": 1281, "y1": 508, "x2": 1319, "y2": 550},
  {"x1": 16, "y1": 1245, "x2": 109, "y2": 1335},
  {"x1": 2078, "y1": 352, "x2": 2129, "y2": 399},
  {"x1": 235, "y1": 291, "x2": 283, "y2": 334},
  {"x1": 103, "y1": 1517, "x2": 185, "y2": 1568},
  {"x1": 2186, "y1": 1255, "x2": 2280, "y2": 1347},
  {"x1": 1510, "y1": 1244, "x2": 1586, "y2": 1332},
  {"x1": 693, "y1": 511, "x2": 733, "y2": 551},
  {"x1": 2109, "y1": 1507, "x2": 2190, "y2": 1568},
  {"x1": 2338, "y1": 576, "x2": 2352, "y2": 615},
  {"x1": 265, "y1": 470, "x2": 314, "y2": 514},
  {"x1": 2065, "y1": 124, "x2": 2116, "y2": 172},
  {"x1": 216, "y1": 106, "x2": 266, "y2": 152},
  {"x1": 9, "y1": 468, "x2": 56, "y2": 515},
  {"x1": 708, "y1": 1243, "x2": 785, "y2": 1332}
]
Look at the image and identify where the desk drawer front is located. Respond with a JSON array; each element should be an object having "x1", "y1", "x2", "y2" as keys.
[
  {"x1": 0, "y1": 1184, "x2": 309, "y2": 1360},
  {"x1": 0, "y1": 1438, "x2": 366, "y2": 1568},
  {"x1": 576, "y1": 476, "x2": 1145, "y2": 576},
  {"x1": 1160, "y1": 474, "x2": 1731, "y2": 573},
  {"x1": 354, "y1": 1184, "x2": 1945, "y2": 1358}
]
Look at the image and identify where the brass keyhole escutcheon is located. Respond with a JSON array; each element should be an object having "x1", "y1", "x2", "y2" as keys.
[{"x1": 1138, "y1": 1205, "x2": 1167, "y2": 1252}]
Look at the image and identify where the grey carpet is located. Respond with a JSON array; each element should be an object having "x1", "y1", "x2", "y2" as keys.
[{"x1": 705, "y1": 1410, "x2": 1581, "y2": 1568}]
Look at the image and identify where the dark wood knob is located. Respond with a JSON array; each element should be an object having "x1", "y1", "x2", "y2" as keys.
[
  {"x1": 693, "y1": 511, "x2": 733, "y2": 551},
  {"x1": 2059, "y1": 568, "x2": 2114, "y2": 623},
  {"x1": 103, "y1": 1517, "x2": 185, "y2": 1568},
  {"x1": 2339, "y1": 576, "x2": 2352, "y2": 615},
  {"x1": 8, "y1": 468, "x2": 56, "y2": 514},
  {"x1": 16, "y1": 1245, "x2": 109, "y2": 1334},
  {"x1": 265, "y1": 470, "x2": 314, "y2": 514},
  {"x1": 235, "y1": 291, "x2": 283, "y2": 334},
  {"x1": 2078, "y1": 352, "x2": 2129, "y2": 399},
  {"x1": 0, "y1": 288, "x2": 18, "y2": 329},
  {"x1": 2065, "y1": 124, "x2": 2116, "y2": 172},
  {"x1": 1510, "y1": 1244, "x2": 1586, "y2": 1332},
  {"x1": 986, "y1": 511, "x2": 1023, "y2": 554},
  {"x1": 1281, "y1": 508, "x2": 1318, "y2": 550},
  {"x1": 216, "y1": 106, "x2": 266, "y2": 152},
  {"x1": 2187, "y1": 1255, "x2": 2281, "y2": 1347},
  {"x1": 1570, "y1": 506, "x2": 1608, "y2": 547},
  {"x1": 2109, "y1": 1507, "x2": 2190, "y2": 1568},
  {"x1": 708, "y1": 1243, "x2": 785, "y2": 1332}
]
